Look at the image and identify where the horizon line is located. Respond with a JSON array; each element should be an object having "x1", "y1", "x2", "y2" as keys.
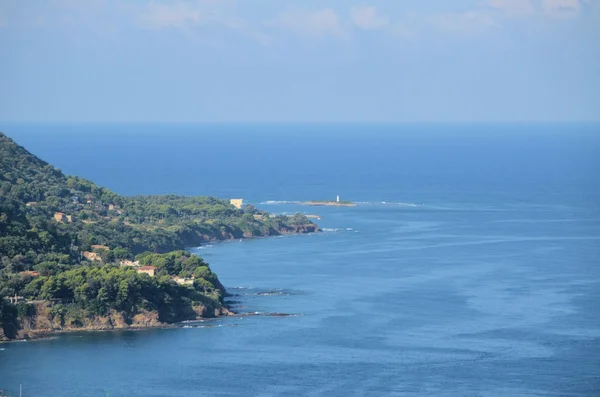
[{"x1": 2, "y1": 121, "x2": 600, "y2": 126}]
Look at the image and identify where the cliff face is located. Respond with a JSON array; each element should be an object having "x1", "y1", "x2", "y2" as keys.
[
  {"x1": 6, "y1": 302, "x2": 233, "y2": 341},
  {"x1": 14, "y1": 303, "x2": 163, "y2": 339},
  {"x1": 277, "y1": 224, "x2": 319, "y2": 234}
]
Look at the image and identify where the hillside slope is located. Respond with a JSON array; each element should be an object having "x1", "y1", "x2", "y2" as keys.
[{"x1": 0, "y1": 132, "x2": 318, "y2": 340}]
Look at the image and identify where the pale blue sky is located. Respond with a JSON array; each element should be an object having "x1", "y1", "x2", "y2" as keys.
[{"x1": 0, "y1": 0, "x2": 598, "y2": 123}]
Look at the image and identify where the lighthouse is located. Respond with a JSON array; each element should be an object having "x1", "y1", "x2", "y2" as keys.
[{"x1": 336, "y1": 195, "x2": 340, "y2": 203}]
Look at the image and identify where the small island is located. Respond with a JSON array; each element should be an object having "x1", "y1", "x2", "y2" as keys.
[{"x1": 301, "y1": 195, "x2": 357, "y2": 207}]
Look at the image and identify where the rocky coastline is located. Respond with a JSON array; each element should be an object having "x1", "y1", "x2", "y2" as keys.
[
  {"x1": 1, "y1": 227, "x2": 318, "y2": 344},
  {"x1": 0, "y1": 306, "x2": 301, "y2": 343},
  {"x1": 0, "y1": 301, "x2": 234, "y2": 343},
  {"x1": 0, "y1": 131, "x2": 322, "y2": 344}
]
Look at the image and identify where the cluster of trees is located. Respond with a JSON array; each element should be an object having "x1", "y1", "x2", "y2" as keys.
[
  {"x1": 1, "y1": 251, "x2": 227, "y2": 334},
  {"x1": 0, "y1": 131, "x2": 315, "y2": 273},
  {"x1": 120, "y1": 195, "x2": 241, "y2": 223},
  {"x1": 0, "y1": 298, "x2": 19, "y2": 338}
]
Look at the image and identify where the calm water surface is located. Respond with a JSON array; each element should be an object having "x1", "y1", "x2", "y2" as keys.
[{"x1": 1, "y1": 124, "x2": 599, "y2": 396}]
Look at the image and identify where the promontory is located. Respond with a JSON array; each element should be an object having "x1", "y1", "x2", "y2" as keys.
[{"x1": 0, "y1": 132, "x2": 319, "y2": 341}]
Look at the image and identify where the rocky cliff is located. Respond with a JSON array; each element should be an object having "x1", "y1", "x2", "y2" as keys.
[{"x1": 7, "y1": 302, "x2": 233, "y2": 341}]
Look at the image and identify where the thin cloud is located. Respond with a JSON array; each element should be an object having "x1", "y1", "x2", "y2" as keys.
[
  {"x1": 224, "y1": 16, "x2": 273, "y2": 46},
  {"x1": 137, "y1": 2, "x2": 204, "y2": 30},
  {"x1": 488, "y1": 0, "x2": 536, "y2": 17},
  {"x1": 52, "y1": 0, "x2": 107, "y2": 10},
  {"x1": 582, "y1": 0, "x2": 600, "y2": 11},
  {"x1": 430, "y1": 11, "x2": 498, "y2": 34},
  {"x1": 350, "y1": 6, "x2": 389, "y2": 30},
  {"x1": 134, "y1": 1, "x2": 271, "y2": 46},
  {"x1": 272, "y1": 8, "x2": 344, "y2": 37},
  {"x1": 542, "y1": 0, "x2": 581, "y2": 17}
]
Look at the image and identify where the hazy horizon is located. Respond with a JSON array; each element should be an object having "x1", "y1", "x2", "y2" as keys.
[{"x1": 1, "y1": 0, "x2": 599, "y2": 124}]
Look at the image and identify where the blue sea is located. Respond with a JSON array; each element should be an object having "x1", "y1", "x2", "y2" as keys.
[{"x1": 1, "y1": 123, "x2": 599, "y2": 396}]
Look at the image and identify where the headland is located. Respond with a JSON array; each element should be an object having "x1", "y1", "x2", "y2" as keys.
[{"x1": 0, "y1": 131, "x2": 319, "y2": 342}]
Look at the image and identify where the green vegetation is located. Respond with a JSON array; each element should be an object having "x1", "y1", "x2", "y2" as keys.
[
  {"x1": 0, "y1": 299, "x2": 19, "y2": 339},
  {"x1": 0, "y1": 132, "x2": 318, "y2": 339},
  {"x1": 7, "y1": 252, "x2": 225, "y2": 328}
]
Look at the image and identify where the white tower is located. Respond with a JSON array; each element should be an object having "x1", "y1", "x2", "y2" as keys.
[{"x1": 336, "y1": 195, "x2": 340, "y2": 203}]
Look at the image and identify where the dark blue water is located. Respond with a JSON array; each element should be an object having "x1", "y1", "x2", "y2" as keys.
[{"x1": 1, "y1": 124, "x2": 599, "y2": 396}]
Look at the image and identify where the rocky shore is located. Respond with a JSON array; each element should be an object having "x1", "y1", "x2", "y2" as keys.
[
  {"x1": 0, "y1": 307, "x2": 303, "y2": 343},
  {"x1": 1, "y1": 302, "x2": 234, "y2": 343}
]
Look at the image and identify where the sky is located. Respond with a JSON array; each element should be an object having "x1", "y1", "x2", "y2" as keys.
[{"x1": 0, "y1": 0, "x2": 599, "y2": 123}]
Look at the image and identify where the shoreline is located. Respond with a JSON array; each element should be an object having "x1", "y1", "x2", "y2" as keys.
[
  {"x1": 188, "y1": 227, "x2": 321, "y2": 249},
  {"x1": 1, "y1": 307, "x2": 234, "y2": 344},
  {"x1": 1, "y1": 323, "x2": 180, "y2": 344},
  {"x1": 1, "y1": 311, "x2": 298, "y2": 344},
  {"x1": 3, "y1": 231, "x2": 316, "y2": 344}
]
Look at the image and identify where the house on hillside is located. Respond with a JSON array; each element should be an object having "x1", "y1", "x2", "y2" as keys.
[
  {"x1": 83, "y1": 251, "x2": 102, "y2": 262},
  {"x1": 53, "y1": 212, "x2": 72, "y2": 223},
  {"x1": 91, "y1": 244, "x2": 110, "y2": 251},
  {"x1": 230, "y1": 199, "x2": 243, "y2": 209},
  {"x1": 19, "y1": 271, "x2": 39, "y2": 278},
  {"x1": 119, "y1": 260, "x2": 140, "y2": 268},
  {"x1": 173, "y1": 276, "x2": 194, "y2": 286},
  {"x1": 6, "y1": 295, "x2": 25, "y2": 304},
  {"x1": 137, "y1": 266, "x2": 156, "y2": 277}
]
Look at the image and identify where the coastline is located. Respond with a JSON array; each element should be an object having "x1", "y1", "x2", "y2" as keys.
[
  {"x1": 2, "y1": 230, "x2": 317, "y2": 344},
  {"x1": 0, "y1": 310, "x2": 301, "y2": 343},
  {"x1": 0, "y1": 131, "x2": 325, "y2": 345},
  {"x1": 188, "y1": 226, "x2": 321, "y2": 250},
  {"x1": 2, "y1": 323, "x2": 179, "y2": 344},
  {"x1": 1, "y1": 307, "x2": 235, "y2": 343}
]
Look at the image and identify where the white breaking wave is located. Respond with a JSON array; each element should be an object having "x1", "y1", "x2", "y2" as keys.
[
  {"x1": 381, "y1": 201, "x2": 420, "y2": 207},
  {"x1": 356, "y1": 201, "x2": 421, "y2": 207},
  {"x1": 260, "y1": 200, "x2": 301, "y2": 205},
  {"x1": 323, "y1": 228, "x2": 356, "y2": 232},
  {"x1": 260, "y1": 199, "x2": 422, "y2": 207}
]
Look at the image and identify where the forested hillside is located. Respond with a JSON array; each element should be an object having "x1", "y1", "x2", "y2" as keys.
[{"x1": 0, "y1": 132, "x2": 318, "y2": 340}]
